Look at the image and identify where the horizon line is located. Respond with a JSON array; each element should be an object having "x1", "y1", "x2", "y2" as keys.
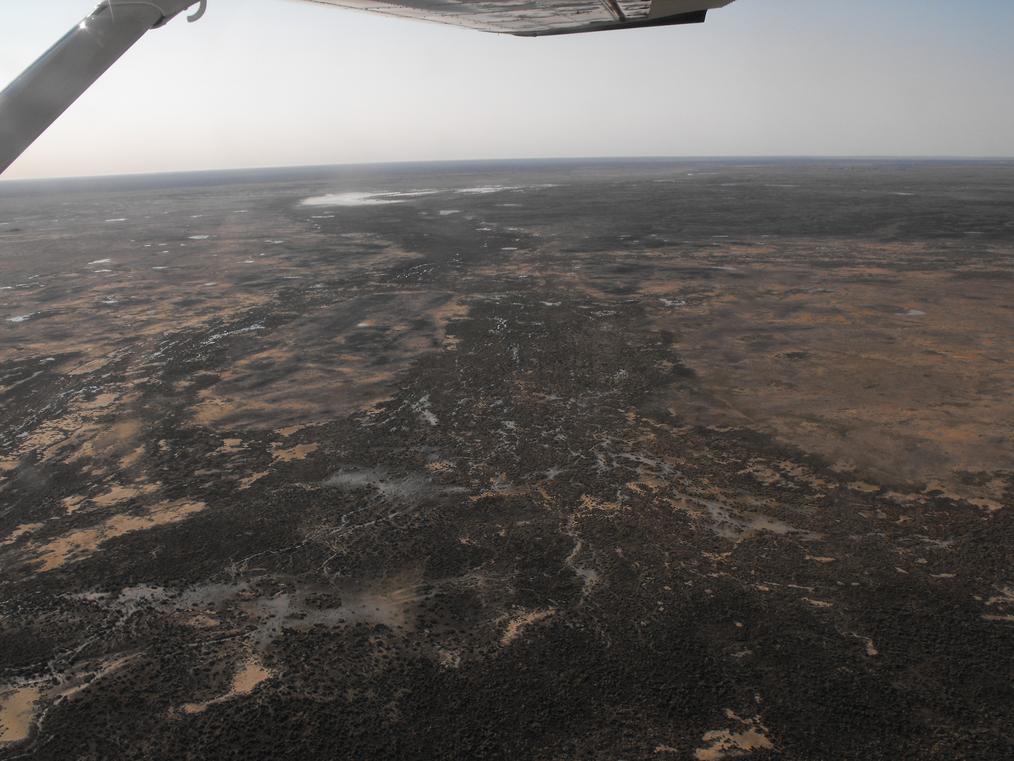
[{"x1": 4, "y1": 154, "x2": 1014, "y2": 185}]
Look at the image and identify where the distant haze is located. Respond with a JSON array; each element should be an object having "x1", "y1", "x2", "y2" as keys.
[{"x1": 1, "y1": 0, "x2": 1013, "y2": 180}]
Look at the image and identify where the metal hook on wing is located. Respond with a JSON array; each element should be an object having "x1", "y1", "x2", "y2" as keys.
[
  {"x1": 0, "y1": 0, "x2": 209, "y2": 174},
  {"x1": 188, "y1": 0, "x2": 207, "y2": 22}
]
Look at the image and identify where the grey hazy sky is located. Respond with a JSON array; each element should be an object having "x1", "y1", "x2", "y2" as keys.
[{"x1": 2, "y1": 0, "x2": 1013, "y2": 179}]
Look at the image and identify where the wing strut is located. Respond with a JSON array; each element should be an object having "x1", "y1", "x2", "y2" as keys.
[{"x1": 0, "y1": 0, "x2": 203, "y2": 175}]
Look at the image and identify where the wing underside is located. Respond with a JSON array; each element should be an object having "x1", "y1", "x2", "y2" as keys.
[{"x1": 302, "y1": 0, "x2": 734, "y2": 36}]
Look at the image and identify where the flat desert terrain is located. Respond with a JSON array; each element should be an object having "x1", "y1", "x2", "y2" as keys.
[{"x1": 1, "y1": 160, "x2": 1012, "y2": 759}]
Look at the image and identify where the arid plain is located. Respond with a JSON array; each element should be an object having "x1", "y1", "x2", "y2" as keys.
[{"x1": 1, "y1": 160, "x2": 1012, "y2": 760}]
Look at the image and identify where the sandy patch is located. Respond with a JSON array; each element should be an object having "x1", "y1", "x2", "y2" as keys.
[
  {"x1": 271, "y1": 443, "x2": 319, "y2": 464},
  {"x1": 802, "y1": 597, "x2": 834, "y2": 609},
  {"x1": 239, "y1": 471, "x2": 269, "y2": 490},
  {"x1": 848, "y1": 481, "x2": 881, "y2": 494},
  {"x1": 62, "y1": 495, "x2": 86, "y2": 514},
  {"x1": 119, "y1": 445, "x2": 146, "y2": 469},
  {"x1": 181, "y1": 658, "x2": 270, "y2": 715},
  {"x1": 579, "y1": 494, "x2": 623, "y2": 512},
  {"x1": 1, "y1": 523, "x2": 44, "y2": 546},
  {"x1": 92, "y1": 482, "x2": 159, "y2": 508},
  {"x1": 695, "y1": 710, "x2": 773, "y2": 760},
  {"x1": 0, "y1": 686, "x2": 40, "y2": 745},
  {"x1": 500, "y1": 608, "x2": 556, "y2": 646},
  {"x1": 28, "y1": 500, "x2": 205, "y2": 571},
  {"x1": 215, "y1": 438, "x2": 245, "y2": 455},
  {"x1": 646, "y1": 254, "x2": 1014, "y2": 504}
]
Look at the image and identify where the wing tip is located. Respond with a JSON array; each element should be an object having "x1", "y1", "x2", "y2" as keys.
[{"x1": 511, "y1": 9, "x2": 708, "y2": 37}]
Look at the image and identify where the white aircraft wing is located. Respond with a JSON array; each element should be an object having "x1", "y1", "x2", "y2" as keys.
[
  {"x1": 306, "y1": 1, "x2": 735, "y2": 36},
  {"x1": 0, "y1": 0, "x2": 736, "y2": 175}
]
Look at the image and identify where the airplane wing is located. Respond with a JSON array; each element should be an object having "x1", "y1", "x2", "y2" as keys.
[
  {"x1": 306, "y1": 1, "x2": 735, "y2": 37},
  {"x1": 0, "y1": 0, "x2": 736, "y2": 175}
]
